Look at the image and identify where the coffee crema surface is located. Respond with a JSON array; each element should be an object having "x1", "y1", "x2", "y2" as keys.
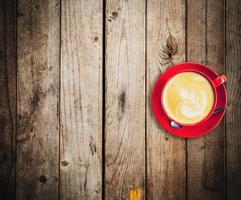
[{"x1": 162, "y1": 72, "x2": 215, "y2": 124}]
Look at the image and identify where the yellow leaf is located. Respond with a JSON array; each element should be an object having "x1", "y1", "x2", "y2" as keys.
[{"x1": 130, "y1": 188, "x2": 141, "y2": 200}]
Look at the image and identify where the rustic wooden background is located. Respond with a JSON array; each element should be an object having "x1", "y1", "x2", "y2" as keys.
[{"x1": 0, "y1": 0, "x2": 240, "y2": 199}]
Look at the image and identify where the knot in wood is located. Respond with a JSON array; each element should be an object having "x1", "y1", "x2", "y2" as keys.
[
  {"x1": 39, "y1": 175, "x2": 47, "y2": 183},
  {"x1": 166, "y1": 35, "x2": 178, "y2": 57}
]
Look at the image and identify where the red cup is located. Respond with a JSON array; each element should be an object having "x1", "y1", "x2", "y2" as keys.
[{"x1": 160, "y1": 65, "x2": 227, "y2": 127}]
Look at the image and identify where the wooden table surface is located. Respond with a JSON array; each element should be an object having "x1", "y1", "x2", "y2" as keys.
[{"x1": 0, "y1": 0, "x2": 240, "y2": 199}]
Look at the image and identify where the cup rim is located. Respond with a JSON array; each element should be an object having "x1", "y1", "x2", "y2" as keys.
[{"x1": 160, "y1": 68, "x2": 218, "y2": 127}]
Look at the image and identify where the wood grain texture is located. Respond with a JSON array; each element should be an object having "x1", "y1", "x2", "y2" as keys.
[
  {"x1": 0, "y1": 0, "x2": 16, "y2": 199},
  {"x1": 105, "y1": 0, "x2": 145, "y2": 199},
  {"x1": 60, "y1": 0, "x2": 103, "y2": 199},
  {"x1": 226, "y1": 0, "x2": 241, "y2": 199},
  {"x1": 186, "y1": 0, "x2": 225, "y2": 199},
  {"x1": 17, "y1": 0, "x2": 60, "y2": 199},
  {"x1": 146, "y1": 0, "x2": 186, "y2": 199}
]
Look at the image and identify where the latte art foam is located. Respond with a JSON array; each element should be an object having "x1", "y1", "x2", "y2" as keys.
[{"x1": 162, "y1": 72, "x2": 215, "y2": 124}]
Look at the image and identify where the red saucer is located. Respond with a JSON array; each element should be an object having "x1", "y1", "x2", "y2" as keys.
[{"x1": 151, "y1": 62, "x2": 227, "y2": 138}]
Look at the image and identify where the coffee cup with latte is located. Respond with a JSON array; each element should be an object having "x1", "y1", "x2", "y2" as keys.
[{"x1": 161, "y1": 71, "x2": 226, "y2": 126}]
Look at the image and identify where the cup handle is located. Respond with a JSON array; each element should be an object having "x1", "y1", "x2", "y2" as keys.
[{"x1": 213, "y1": 75, "x2": 227, "y2": 87}]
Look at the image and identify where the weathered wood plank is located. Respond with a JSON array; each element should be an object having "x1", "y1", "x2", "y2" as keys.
[
  {"x1": 226, "y1": 0, "x2": 241, "y2": 199},
  {"x1": 0, "y1": 0, "x2": 16, "y2": 199},
  {"x1": 60, "y1": 0, "x2": 103, "y2": 199},
  {"x1": 146, "y1": 0, "x2": 186, "y2": 199},
  {"x1": 105, "y1": 0, "x2": 145, "y2": 199},
  {"x1": 17, "y1": 0, "x2": 60, "y2": 199},
  {"x1": 186, "y1": 0, "x2": 226, "y2": 199}
]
